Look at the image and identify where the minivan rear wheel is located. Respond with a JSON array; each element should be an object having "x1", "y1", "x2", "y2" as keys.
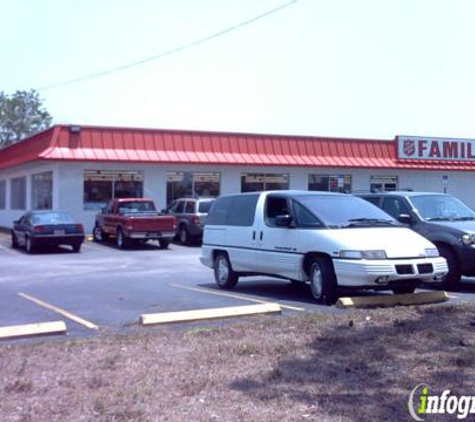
[
  {"x1": 214, "y1": 253, "x2": 238, "y2": 289},
  {"x1": 309, "y1": 257, "x2": 337, "y2": 305}
]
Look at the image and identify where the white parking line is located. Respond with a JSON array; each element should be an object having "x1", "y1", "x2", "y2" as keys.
[
  {"x1": 170, "y1": 283, "x2": 306, "y2": 312},
  {"x1": 0, "y1": 243, "x2": 16, "y2": 255},
  {"x1": 18, "y1": 292, "x2": 99, "y2": 330}
]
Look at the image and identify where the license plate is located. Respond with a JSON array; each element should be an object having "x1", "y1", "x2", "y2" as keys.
[{"x1": 54, "y1": 230, "x2": 65, "y2": 235}]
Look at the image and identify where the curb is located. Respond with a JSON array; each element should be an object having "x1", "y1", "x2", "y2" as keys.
[
  {"x1": 141, "y1": 303, "x2": 282, "y2": 325},
  {"x1": 335, "y1": 291, "x2": 449, "y2": 309}
]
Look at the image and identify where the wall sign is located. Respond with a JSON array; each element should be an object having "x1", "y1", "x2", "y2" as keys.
[{"x1": 397, "y1": 136, "x2": 475, "y2": 161}]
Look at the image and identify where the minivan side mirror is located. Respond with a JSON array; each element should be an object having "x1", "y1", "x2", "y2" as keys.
[
  {"x1": 275, "y1": 214, "x2": 293, "y2": 227},
  {"x1": 398, "y1": 214, "x2": 414, "y2": 225},
  {"x1": 13, "y1": 219, "x2": 19, "y2": 225}
]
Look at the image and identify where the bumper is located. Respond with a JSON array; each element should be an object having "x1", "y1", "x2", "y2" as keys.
[
  {"x1": 332, "y1": 257, "x2": 448, "y2": 288},
  {"x1": 31, "y1": 234, "x2": 85, "y2": 246},
  {"x1": 200, "y1": 246, "x2": 214, "y2": 268},
  {"x1": 128, "y1": 231, "x2": 175, "y2": 240},
  {"x1": 458, "y1": 244, "x2": 475, "y2": 276}
]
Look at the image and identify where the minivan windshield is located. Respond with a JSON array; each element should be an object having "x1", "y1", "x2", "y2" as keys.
[
  {"x1": 409, "y1": 195, "x2": 475, "y2": 221},
  {"x1": 295, "y1": 195, "x2": 399, "y2": 228}
]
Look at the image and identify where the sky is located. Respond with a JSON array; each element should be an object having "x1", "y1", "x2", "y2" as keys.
[{"x1": 1, "y1": 0, "x2": 475, "y2": 140}]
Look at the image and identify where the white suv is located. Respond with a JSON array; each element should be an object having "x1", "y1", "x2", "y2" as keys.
[{"x1": 200, "y1": 191, "x2": 448, "y2": 304}]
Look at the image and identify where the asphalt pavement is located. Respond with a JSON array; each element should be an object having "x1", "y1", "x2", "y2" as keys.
[{"x1": 0, "y1": 232, "x2": 474, "y2": 341}]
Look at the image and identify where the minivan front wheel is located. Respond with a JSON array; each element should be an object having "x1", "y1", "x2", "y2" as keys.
[
  {"x1": 309, "y1": 257, "x2": 337, "y2": 305},
  {"x1": 214, "y1": 253, "x2": 238, "y2": 289}
]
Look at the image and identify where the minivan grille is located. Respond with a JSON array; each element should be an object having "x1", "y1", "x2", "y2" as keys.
[
  {"x1": 417, "y1": 263, "x2": 433, "y2": 274},
  {"x1": 395, "y1": 265, "x2": 414, "y2": 275}
]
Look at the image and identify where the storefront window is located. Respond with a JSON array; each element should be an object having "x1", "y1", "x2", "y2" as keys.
[
  {"x1": 241, "y1": 173, "x2": 289, "y2": 192},
  {"x1": 11, "y1": 176, "x2": 26, "y2": 210},
  {"x1": 0, "y1": 180, "x2": 5, "y2": 209},
  {"x1": 32, "y1": 171, "x2": 53, "y2": 210},
  {"x1": 370, "y1": 176, "x2": 398, "y2": 192},
  {"x1": 166, "y1": 171, "x2": 220, "y2": 204},
  {"x1": 308, "y1": 174, "x2": 351, "y2": 193},
  {"x1": 83, "y1": 170, "x2": 143, "y2": 210}
]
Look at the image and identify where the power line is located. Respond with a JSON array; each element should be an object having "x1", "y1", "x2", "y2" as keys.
[{"x1": 37, "y1": 0, "x2": 297, "y2": 92}]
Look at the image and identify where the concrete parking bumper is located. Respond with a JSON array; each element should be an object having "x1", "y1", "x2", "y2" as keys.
[
  {"x1": 0, "y1": 321, "x2": 67, "y2": 340},
  {"x1": 335, "y1": 291, "x2": 449, "y2": 309},
  {"x1": 141, "y1": 303, "x2": 282, "y2": 325}
]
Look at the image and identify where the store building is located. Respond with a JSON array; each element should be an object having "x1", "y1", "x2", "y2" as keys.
[{"x1": 0, "y1": 124, "x2": 474, "y2": 232}]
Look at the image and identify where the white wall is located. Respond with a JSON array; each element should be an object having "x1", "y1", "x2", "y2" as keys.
[
  {"x1": 0, "y1": 161, "x2": 59, "y2": 230},
  {"x1": 1, "y1": 160, "x2": 474, "y2": 233}
]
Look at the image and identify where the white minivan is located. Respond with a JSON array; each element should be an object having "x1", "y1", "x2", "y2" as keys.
[{"x1": 200, "y1": 191, "x2": 448, "y2": 304}]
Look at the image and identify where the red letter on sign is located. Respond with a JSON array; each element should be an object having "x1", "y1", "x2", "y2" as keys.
[
  {"x1": 443, "y1": 142, "x2": 458, "y2": 159},
  {"x1": 429, "y1": 141, "x2": 441, "y2": 158},
  {"x1": 418, "y1": 140, "x2": 428, "y2": 157}
]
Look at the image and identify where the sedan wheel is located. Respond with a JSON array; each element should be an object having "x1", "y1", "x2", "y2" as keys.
[{"x1": 26, "y1": 237, "x2": 34, "y2": 254}]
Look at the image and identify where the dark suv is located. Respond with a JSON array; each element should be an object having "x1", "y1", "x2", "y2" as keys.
[
  {"x1": 164, "y1": 197, "x2": 215, "y2": 245},
  {"x1": 358, "y1": 191, "x2": 475, "y2": 288}
]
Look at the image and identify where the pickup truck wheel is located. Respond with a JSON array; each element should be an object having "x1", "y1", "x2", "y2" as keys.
[
  {"x1": 159, "y1": 239, "x2": 170, "y2": 249},
  {"x1": 438, "y1": 245, "x2": 461, "y2": 289},
  {"x1": 116, "y1": 228, "x2": 128, "y2": 249},
  {"x1": 179, "y1": 226, "x2": 191, "y2": 245},
  {"x1": 93, "y1": 225, "x2": 107, "y2": 242},
  {"x1": 309, "y1": 257, "x2": 337, "y2": 305},
  {"x1": 214, "y1": 253, "x2": 238, "y2": 289}
]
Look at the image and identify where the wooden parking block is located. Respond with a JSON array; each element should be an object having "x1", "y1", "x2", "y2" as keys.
[
  {"x1": 336, "y1": 291, "x2": 449, "y2": 309},
  {"x1": 141, "y1": 303, "x2": 281, "y2": 325},
  {"x1": 0, "y1": 321, "x2": 67, "y2": 340}
]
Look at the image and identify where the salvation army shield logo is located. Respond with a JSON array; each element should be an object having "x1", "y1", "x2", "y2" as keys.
[{"x1": 403, "y1": 140, "x2": 416, "y2": 156}]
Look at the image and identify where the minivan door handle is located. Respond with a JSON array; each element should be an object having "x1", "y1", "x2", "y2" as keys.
[
  {"x1": 260, "y1": 231, "x2": 263, "y2": 241},
  {"x1": 252, "y1": 231, "x2": 256, "y2": 240}
]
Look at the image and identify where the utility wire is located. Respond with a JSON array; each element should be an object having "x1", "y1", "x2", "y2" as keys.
[{"x1": 37, "y1": 0, "x2": 297, "y2": 91}]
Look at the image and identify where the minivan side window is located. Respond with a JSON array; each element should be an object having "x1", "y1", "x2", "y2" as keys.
[
  {"x1": 206, "y1": 196, "x2": 234, "y2": 225},
  {"x1": 265, "y1": 196, "x2": 289, "y2": 226},
  {"x1": 227, "y1": 194, "x2": 259, "y2": 226}
]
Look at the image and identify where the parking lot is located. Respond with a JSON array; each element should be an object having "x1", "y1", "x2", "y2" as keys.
[{"x1": 1, "y1": 231, "x2": 474, "y2": 340}]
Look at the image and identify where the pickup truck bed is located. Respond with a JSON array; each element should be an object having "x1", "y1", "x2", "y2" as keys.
[{"x1": 93, "y1": 198, "x2": 176, "y2": 249}]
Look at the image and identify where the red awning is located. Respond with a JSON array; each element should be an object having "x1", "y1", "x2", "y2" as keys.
[{"x1": 1, "y1": 124, "x2": 475, "y2": 171}]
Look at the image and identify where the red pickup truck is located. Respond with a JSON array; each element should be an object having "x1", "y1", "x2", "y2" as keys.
[{"x1": 93, "y1": 198, "x2": 176, "y2": 249}]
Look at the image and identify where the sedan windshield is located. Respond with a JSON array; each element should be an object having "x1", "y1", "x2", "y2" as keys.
[
  {"x1": 409, "y1": 195, "x2": 475, "y2": 221},
  {"x1": 295, "y1": 195, "x2": 399, "y2": 228},
  {"x1": 31, "y1": 212, "x2": 75, "y2": 224}
]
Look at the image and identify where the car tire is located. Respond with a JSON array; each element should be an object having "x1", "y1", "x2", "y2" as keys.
[
  {"x1": 159, "y1": 239, "x2": 170, "y2": 249},
  {"x1": 438, "y1": 245, "x2": 461, "y2": 289},
  {"x1": 93, "y1": 225, "x2": 108, "y2": 242},
  {"x1": 309, "y1": 257, "x2": 338, "y2": 305},
  {"x1": 72, "y1": 244, "x2": 81, "y2": 253},
  {"x1": 214, "y1": 253, "x2": 238, "y2": 289},
  {"x1": 11, "y1": 231, "x2": 19, "y2": 249},
  {"x1": 392, "y1": 285, "x2": 416, "y2": 295},
  {"x1": 179, "y1": 226, "x2": 191, "y2": 246},
  {"x1": 25, "y1": 236, "x2": 35, "y2": 254},
  {"x1": 116, "y1": 228, "x2": 128, "y2": 250}
]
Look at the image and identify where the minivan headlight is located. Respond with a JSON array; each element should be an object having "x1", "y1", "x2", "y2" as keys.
[
  {"x1": 425, "y1": 248, "x2": 440, "y2": 257},
  {"x1": 462, "y1": 234, "x2": 475, "y2": 245},
  {"x1": 340, "y1": 250, "x2": 387, "y2": 260}
]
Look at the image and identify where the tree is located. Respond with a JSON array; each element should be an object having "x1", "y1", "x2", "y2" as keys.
[{"x1": 0, "y1": 90, "x2": 52, "y2": 148}]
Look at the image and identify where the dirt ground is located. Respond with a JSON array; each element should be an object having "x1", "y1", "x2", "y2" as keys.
[{"x1": 1, "y1": 303, "x2": 475, "y2": 422}]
